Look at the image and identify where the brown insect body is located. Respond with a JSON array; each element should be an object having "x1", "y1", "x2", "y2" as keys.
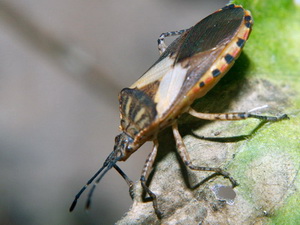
[
  {"x1": 70, "y1": 4, "x2": 287, "y2": 218},
  {"x1": 118, "y1": 6, "x2": 252, "y2": 161}
]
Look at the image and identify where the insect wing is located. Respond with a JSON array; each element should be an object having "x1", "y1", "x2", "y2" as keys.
[
  {"x1": 169, "y1": 6, "x2": 249, "y2": 110},
  {"x1": 131, "y1": 6, "x2": 251, "y2": 121},
  {"x1": 129, "y1": 33, "x2": 190, "y2": 117}
]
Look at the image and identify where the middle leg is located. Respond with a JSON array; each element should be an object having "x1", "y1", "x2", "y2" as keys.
[{"x1": 172, "y1": 122, "x2": 238, "y2": 187}]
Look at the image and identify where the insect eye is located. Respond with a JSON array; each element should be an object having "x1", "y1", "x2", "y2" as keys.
[
  {"x1": 116, "y1": 150, "x2": 122, "y2": 158},
  {"x1": 124, "y1": 136, "x2": 134, "y2": 152},
  {"x1": 120, "y1": 140, "x2": 125, "y2": 148}
]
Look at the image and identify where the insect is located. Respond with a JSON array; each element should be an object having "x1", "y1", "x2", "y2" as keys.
[{"x1": 70, "y1": 4, "x2": 288, "y2": 218}]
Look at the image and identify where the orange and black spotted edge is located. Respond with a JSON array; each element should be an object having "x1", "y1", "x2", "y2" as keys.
[
  {"x1": 185, "y1": 4, "x2": 253, "y2": 108},
  {"x1": 70, "y1": 3, "x2": 287, "y2": 219},
  {"x1": 199, "y1": 16, "x2": 251, "y2": 88},
  {"x1": 197, "y1": 4, "x2": 252, "y2": 89}
]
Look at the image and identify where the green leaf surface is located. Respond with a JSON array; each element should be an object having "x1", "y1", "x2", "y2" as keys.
[{"x1": 230, "y1": 0, "x2": 300, "y2": 224}]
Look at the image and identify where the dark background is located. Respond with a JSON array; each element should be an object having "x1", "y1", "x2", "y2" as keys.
[{"x1": 0, "y1": 0, "x2": 228, "y2": 224}]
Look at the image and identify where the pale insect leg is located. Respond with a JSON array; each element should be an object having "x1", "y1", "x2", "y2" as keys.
[
  {"x1": 172, "y1": 123, "x2": 238, "y2": 187},
  {"x1": 113, "y1": 165, "x2": 135, "y2": 200},
  {"x1": 140, "y1": 140, "x2": 163, "y2": 218},
  {"x1": 188, "y1": 108, "x2": 289, "y2": 121},
  {"x1": 157, "y1": 29, "x2": 188, "y2": 55}
]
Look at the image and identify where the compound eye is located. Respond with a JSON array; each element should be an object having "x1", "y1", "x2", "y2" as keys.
[
  {"x1": 126, "y1": 145, "x2": 133, "y2": 152},
  {"x1": 116, "y1": 150, "x2": 123, "y2": 158}
]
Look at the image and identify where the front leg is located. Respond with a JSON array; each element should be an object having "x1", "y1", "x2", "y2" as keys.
[
  {"x1": 140, "y1": 140, "x2": 163, "y2": 218},
  {"x1": 157, "y1": 29, "x2": 188, "y2": 55},
  {"x1": 113, "y1": 165, "x2": 135, "y2": 200}
]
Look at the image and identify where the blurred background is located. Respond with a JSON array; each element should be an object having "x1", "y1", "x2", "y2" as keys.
[{"x1": 0, "y1": 0, "x2": 228, "y2": 224}]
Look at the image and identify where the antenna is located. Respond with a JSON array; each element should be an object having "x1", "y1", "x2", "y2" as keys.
[{"x1": 69, "y1": 151, "x2": 119, "y2": 211}]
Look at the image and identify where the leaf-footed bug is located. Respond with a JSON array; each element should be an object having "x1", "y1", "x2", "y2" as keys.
[{"x1": 70, "y1": 4, "x2": 288, "y2": 218}]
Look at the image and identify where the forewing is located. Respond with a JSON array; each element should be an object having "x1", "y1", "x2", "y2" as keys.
[
  {"x1": 173, "y1": 6, "x2": 246, "y2": 100},
  {"x1": 129, "y1": 6, "x2": 249, "y2": 121},
  {"x1": 129, "y1": 34, "x2": 185, "y2": 99}
]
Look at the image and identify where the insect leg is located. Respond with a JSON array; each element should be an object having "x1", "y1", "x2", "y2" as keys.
[
  {"x1": 140, "y1": 140, "x2": 163, "y2": 218},
  {"x1": 113, "y1": 165, "x2": 135, "y2": 200},
  {"x1": 188, "y1": 108, "x2": 289, "y2": 121},
  {"x1": 172, "y1": 123, "x2": 238, "y2": 187},
  {"x1": 157, "y1": 29, "x2": 188, "y2": 55}
]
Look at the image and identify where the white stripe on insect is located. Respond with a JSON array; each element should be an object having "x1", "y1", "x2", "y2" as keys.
[
  {"x1": 131, "y1": 56, "x2": 174, "y2": 89},
  {"x1": 155, "y1": 64, "x2": 188, "y2": 115}
]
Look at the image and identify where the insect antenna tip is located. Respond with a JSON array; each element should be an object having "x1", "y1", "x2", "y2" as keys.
[
  {"x1": 85, "y1": 199, "x2": 91, "y2": 210},
  {"x1": 69, "y1": 199, "x2": 77, "y2": 212}
]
